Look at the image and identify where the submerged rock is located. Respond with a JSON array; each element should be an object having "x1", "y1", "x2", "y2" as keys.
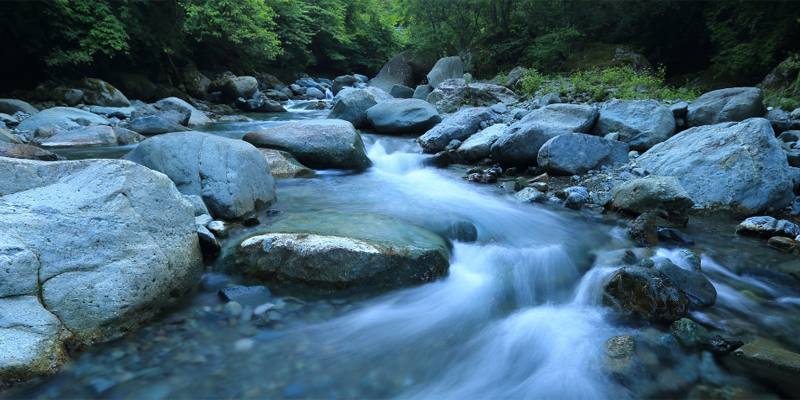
[
  {"x1": 229, "y1": 212, "x2": 450, "y2": 289},
  {"x1": 653, "y1": 258, "x2": 716, "y2": 308},
  {"x1": 729, "y1": 338, "x2": 800, "y2": 397},
  {"x1": 0, "y1": 157, "x2": 202, "y2": 381},
  {"x1": 736, "y1": 216, "x2": 800, "y2": 238},
  {"x1": 636, "y1": 118, "x2": 794, "y2": 213},
  {"x1": 244, "y1": 119, "x2": 371, "y2": 170},
  {"x1": 603, "y1": 266, "x2": 689, "y2": 322},
  {"x1": 125, "y1": 131, "x2": 276, "y2": 219}
]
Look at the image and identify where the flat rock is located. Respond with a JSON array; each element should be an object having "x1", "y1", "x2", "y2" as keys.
[
  {"x1": 258, "y1": 148, "x2": 315, "y2": 179},
  {"x1": 229, "y1": 212, "x2": 450, "y2": 289},
  {"x1": 537, "y1": 133, "x2": 629, "y2": 175},
  {"x1": 244, "y1": 119, "x2": 371, "y2": 170}
]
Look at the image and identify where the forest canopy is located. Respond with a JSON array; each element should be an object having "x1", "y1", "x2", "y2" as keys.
[{"x1": 0, "y1": 0, "x2": 798, "y2": 91}]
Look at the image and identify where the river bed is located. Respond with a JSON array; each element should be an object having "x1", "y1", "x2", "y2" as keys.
[{"x1": 4, "y1": 105, "x2": 800, "y2": 399}]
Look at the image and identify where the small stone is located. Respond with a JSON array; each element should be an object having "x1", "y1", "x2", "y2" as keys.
[
  {"x1": 670, "y1": 318, "x2": 710, "y2": 348},
  {"x1": 515, "y1": 187, "x2": 546, "y2": 203},
  {"x1": 530, "y1": 173, "x2": 549, "y2": 183},
  {"x1": 234, "y1": 338, "x2": 254, "y2": 352},
  {"x1": 736, "y1": 216, "x2": 800, "y2": 238},
  {"x1": 218, "y1": 285, "x2": 272, "y2": 306},
  {"x1": 529, "y1": 182, "x2": 548, "y2": 192},
  {"x1": 224, "y1": 301, "x2": 243, "y2": 317},
  {"x1": 563, "y1": 186, "x2": 589, "y2": 210},
  {"x1": 195, "y1": 214, "x2": 213, "y2": 227},
  {"x1": 767, "y1": 236, "x2": 798, "y2": 253},
  {"x1": 207, "y1": 220, "x2": 227, "y2": 237}
]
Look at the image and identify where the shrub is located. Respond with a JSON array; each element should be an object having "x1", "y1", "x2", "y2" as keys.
[{"x1": 517, "y1": 66, "x2": 697, "y2": 102}]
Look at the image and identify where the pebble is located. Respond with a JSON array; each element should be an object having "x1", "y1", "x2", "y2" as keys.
[
  {"x1": 234, "y1": 338, "x2": 255, "y2": 352},
  {"x1": 219, "y1": 285, "x2": 272, "y2": 306},
  {"x1": 224, "y1": 301, "x2": 243, "y2": 317}
]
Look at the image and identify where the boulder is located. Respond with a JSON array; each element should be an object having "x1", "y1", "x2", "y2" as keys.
[
  {"x1": 457, "y1": 123, "x2": 506, "y2": 162},
  {"x1": 125, "y1": 132, "x2": 276, "y2": 219},
  {"x1": 687, "y1": 87, "x2": 765, "y2": 127},
  {"x1": 221, "y1": 76, "x2": 259, "y2": 101},
  {"x1": 610, "y1": 176, "x2": 694, "y2": 217},
  {"x1": 636, "y1": 118, "x2": 795, "y2": 213},
  {"x1": 505, "y1": 66, "x2": 528, "y2": 88},
  {"x1": 332, "y1": 75, "x2": 358, "y2": 95},
  {"x1": 413, "y1": 84, "x2": 432, "y2": 100},
  {"x1": 0, "y1": 98, "x2": 38, "y2": 115},
  {"x1": 488, "y1": 105, "x2": 597, "y2": 167},
  {"x1": 126, "y1": 114, "x2": 190, "y2": 135},
  {"x1": 729, "y1": 338, "x2": 800, "y2": 397},
  {"x1": 244, "y1": 119, "x2": 371, "y2": 170},
  {"x1": 78, "y1": 78, "x2": 130, "y2": 107},
  {"x1": 328, "y1": 87, "x2": 391, "y2": 128},
  {"x1": 736, "y1": 216, "x2": 800, "y2": 239},
  {"x1": 0, "y1": 142, "x2": 64, "y2": 161},
  {"x1": 229, "y1": 212, "x2": 450, "y2": 288},
  {"x1": 518, "y1": 103, "x2": 598, "y2": 132},
  {"x1": 426, "y1": 56, "x2": 464, "y2": 89},
  {"x1": 370, "y1": 51, "x2": 417, "y2": 93},
  {"x1": 37, "y1": 126, "x2": 144, "y2": 147},
  {"x1": 306, "y1": 87, "x2": 325, "y2": 100},
  {"x1": 594, "y1": 100, "x2": 676, "y2": 150},
  {"x1": 426, "y1": 79, "x2": 519, "y2": 113},
  {"x1": 154, "y1": 97, "x2": 212, "y2": 126},
  {"x1": 390, "y1": 84, "x2": 415, "y2": 98},
  {"x1": 602, "y1": 266, "x2": 689, "y2": 322},
  {"x1": 365, "y1": 99, "x2": 441, "y2": 134},
  {"x1": 16, "y1": 107, "x2": 109, "y2": 135},
  {"x1": 258, "y1": 148, "x2": 315, "y2": 179},
  {"x1": 0, "y1": 157, "x2": 202, "y2": 381},
  {"x1": 418, "y1": 107, "x2": 498, "y2": 153},
  {"x1": 181, "y1": 68, "x2": 211, "y2": 99},
  {"x1": 653, "y1": 258, "x2": 716, "y2": 308},
  {"x1": 537, "y1": 133, "x2": 629, "y2": 175}
]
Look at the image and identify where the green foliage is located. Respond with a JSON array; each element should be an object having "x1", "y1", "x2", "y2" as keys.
[
  {"x1": 519, "y1": 66, "x2": 698, "y2": 102},
  {"x1": 44, "y1": 0, "x2": 129, "y2": 66},
  {"x1": 525, "y1": 27, "x2": 582, "y2": 72},
  {"x1": 181, "y1": 0, "x2": 282, "y2": 66}
]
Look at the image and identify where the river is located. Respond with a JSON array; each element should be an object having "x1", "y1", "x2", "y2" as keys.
[{"x1": 5, "y1": 102, "x2": 799, "y2": 399}]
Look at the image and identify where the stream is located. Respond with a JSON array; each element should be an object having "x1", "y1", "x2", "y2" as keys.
[{"x1": 5, "y1": 102, "x2": 800, "y2": 399}]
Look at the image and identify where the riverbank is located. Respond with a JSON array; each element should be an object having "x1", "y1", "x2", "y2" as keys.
[{"x1": 1, "y1": 53, "x2": 800, "y2": 398}]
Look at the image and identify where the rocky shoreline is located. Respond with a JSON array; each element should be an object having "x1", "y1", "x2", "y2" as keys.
[{"x1": 1, "y1": 53, "x2": 800, "y2": 397}]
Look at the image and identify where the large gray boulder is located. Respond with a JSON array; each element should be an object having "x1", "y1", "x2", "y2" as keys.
[
  {"x1": 328, "y1": 87, "x2": 391, "y2": 128},
  {"x1": 426, "y1": 79, "x2": 519, "y2": 114},
  {"x1": 78, "y1": 78, "x2": 130, "y2": 107},
  {"x1": 0, "y1": 157, "x2": 202, "y2": 381},
  {"x1": 0, "y1": 98, "x2": 38, "y2": 115},
  {"x1": 537, "y1": 133, "x2": 629, "y2": 175},
  {"x1": 457, "y1": 123, "x2": 506, "y2": 162},
  {"x1": 229, "y1": 212, "x2": 450, "y2": 288},
  {"x1": 332, "y1": 75, "x2": 358, "y2": 95},
  {"x1": 37, "y1": 126, "x2": 144, "y2": 147},
  {"x1": 636, "y1": 118, "x2": 795, "y2": 213},
  {"x1": 222, "y1": 76, "x2": 259, "y2": 101},
  {"x1": 125, "y1": 132, "x2": 276, "y2": 219},
  {"x1": 417, "y1": 107, "x2": 498, "y2": 153},
  {"x1": 16, "y1": 107, "x2": 109, "y2": 135},
  {"x1": 370, "y1": 51, "x2": 417, "y2": 93},
  {"x1": 519, "y1": 103, "x2": 598, "y2": 132},
  {"x1": 244, "y1": 119, "x2": 371, "y2": 170},
  {"x1": 365, "y1": 99, "x2": 441, "y2": 134},
  {"x1": 611, "y1": 176, "x2": 694, "y2": 216},
  {"x1": 488, "y1": 103, "x2": 596, "y2": 167},
  {"x1": 154, "y1": 97, "x2": 212, "y2": 127},
  {"x1": 687, "y1": 87, "x2": 765, "y2": 127},
  {"x1": 594, "y1": 100, "x2": 675, "y2": 150},
  {"x1": 427, "y1": 56, "x2": 464, "y2": 89}
]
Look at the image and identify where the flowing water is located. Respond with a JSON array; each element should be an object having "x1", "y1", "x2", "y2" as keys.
[{"x1": 5, "y1": 104, "x2": 800, "y2": 399}]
